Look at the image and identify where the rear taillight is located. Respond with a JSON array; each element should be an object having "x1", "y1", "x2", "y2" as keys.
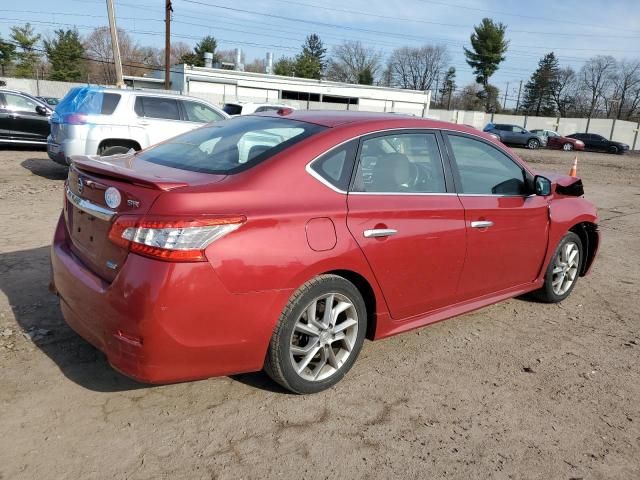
[
  {"x1": 62, "y1": 113, "x2": 88, "y2": 125},
  {"x1": 108, "y1": 215, "x2": 245, "y2": 262}
]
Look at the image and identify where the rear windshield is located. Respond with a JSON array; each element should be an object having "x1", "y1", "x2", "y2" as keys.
[
  {"x1": 137, "y1": 116, "x2": 326, "y2": 174},
  {"x1": 223, "y1": 103, "x2": 242, "y2": 115},
  {"x1": 53, "y1": 87, "x2": 121, "y2": 120}
]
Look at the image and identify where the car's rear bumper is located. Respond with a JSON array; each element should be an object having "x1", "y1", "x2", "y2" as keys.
[{"x1": 50, "y1": 213, "x2": 288, "y2": 383}]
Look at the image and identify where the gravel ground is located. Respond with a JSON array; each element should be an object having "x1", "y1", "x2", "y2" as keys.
[{"x1": 0, "y1": 146, "x2": 638, "y2": 479}]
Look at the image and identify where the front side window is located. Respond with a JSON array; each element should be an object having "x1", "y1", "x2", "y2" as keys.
[
  {"x1": 512, "y1": 126, "x2": 525, "y2": 133},
  {"x1": 137, "y1": 116, "x2": 325, "y2": 174},
  {"x1": 182, "y1": 101, "x2": 224, "y2": 123},
  {"x1": 3, "y1": 93, "x2": 38, "y2": 112},
  {"x1": 352, "y1": 133, "x2": 446, "y2": 193},
  {"x1": 447, "y1": 134, "x2": 527, "y2": 195},
  {"x1": 135, "y1": 96, "x2": 180, "y2": 120}
]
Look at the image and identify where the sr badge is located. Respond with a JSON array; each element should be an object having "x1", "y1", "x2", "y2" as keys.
[{"x1": 104, "y1": 187, "x2": 121, "y2": 209}]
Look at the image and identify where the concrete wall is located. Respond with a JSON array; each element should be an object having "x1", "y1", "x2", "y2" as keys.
[
  {"x1": 0, "y1": 77, "x2": 92, "y2": 99},
  {"x1": 429, "y1": 109, "x2": 640, "y2": 150}
]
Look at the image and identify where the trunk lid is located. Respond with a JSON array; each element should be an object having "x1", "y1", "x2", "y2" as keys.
[{"x1": 64, "y1": 153, "x2": 226, "y2": 282}]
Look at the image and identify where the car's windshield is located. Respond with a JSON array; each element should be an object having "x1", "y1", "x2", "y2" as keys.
[{"x1": 137, "y1": 116, "x2": 326, "y2": 174}]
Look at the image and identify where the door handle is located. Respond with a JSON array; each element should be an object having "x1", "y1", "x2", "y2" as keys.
[
  {"x1": 363, "y1": 228, "x2": 397, "y2": 238},
  {"x1": 471, "y1": 220, "x2": 494, "y2": 229}
]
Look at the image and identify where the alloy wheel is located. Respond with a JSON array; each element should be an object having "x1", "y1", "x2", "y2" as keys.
[
  {"x1": 528, "y1": 139, "x2": 539, "y2": 149},
  {"x1": 563, "y1": 143, "x2": 573, "y2": 151},
  {"x1": 289, "y1": 293, "x2": 358, "y2": 382},
  {"x1": 552, "y1": 241, "x2": 580, "y2": 295}
]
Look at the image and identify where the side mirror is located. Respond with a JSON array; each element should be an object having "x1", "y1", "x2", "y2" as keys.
[
  {"x1": 534, "y1": 175, "x2": 552, "y2": 196},
  {"x1": 35, "y1": 105, "x2": 49, "y2": 116}
]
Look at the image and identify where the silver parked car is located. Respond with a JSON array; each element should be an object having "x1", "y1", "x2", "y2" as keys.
[
  {"x1": 483, "y1": 123, "x2": 546, "y2": 149},
  {"x1": 47, "y1": 86, "x2": 228, "y2": 165}
]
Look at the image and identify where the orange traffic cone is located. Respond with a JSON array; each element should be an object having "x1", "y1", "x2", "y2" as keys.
[{"x1": 569, "y1": 156, "x2": 578, "y2": 177}]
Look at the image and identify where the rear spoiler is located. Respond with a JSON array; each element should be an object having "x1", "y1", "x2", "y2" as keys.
[{"x1": 71, "y1": 155, "x2": 189, "y2": 191}]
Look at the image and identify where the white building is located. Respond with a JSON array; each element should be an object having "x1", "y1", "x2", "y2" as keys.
[{"x1": 126, "y1": 64, "x2": 431, "y2": 117}]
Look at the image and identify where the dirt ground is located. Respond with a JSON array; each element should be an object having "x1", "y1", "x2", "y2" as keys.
[{"x1": 0, "y1": 145, "x2": 638, "y2": 480}]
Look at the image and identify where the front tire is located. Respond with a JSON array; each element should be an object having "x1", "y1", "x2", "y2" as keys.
[
  {"x1": 264, "y1": 275, "x2": 367, "y2": 394},
  {"x1": 527, "y1": 138, "x2": 540, "y2": 149},
  {"x1": 609, "y1": 145, "x2": 619, "y2": 154},
  {"x1": 562, "y1": 143, "x2": 574, "y2": 151},
  {"x1": 533, "y1": 232, "x2": 583, "y2": 303}
]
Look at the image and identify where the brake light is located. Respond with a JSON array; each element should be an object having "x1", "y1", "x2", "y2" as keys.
[
  {"x1": 108, "y1": 215, "x2": 246, "y2": 262},
  {"x1": 62, "y1": 113, "x2": 88, "y2": 125},
  {"x1": 277, "y1": 107, "x2": 294, "y2": 116}
]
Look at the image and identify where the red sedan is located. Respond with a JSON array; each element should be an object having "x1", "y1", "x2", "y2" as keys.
[
  {"x1": 530, "y1": 129, "x2": 585, "y2": 151},
  {"x1": 50, "y1": 111, "x2": 599, "y2": 393}
]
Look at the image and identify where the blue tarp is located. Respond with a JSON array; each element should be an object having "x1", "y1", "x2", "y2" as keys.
[{"x1": 50, "y1": 86, "x2": 106, "y2": 123}]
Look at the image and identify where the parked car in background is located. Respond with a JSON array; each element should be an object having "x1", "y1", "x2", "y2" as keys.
[
  {"x1": 51, "y1": 112, "x2": 599, "y2": 394},
  {"x1": 567, "y1": 133, "x2": 629, "y2": 154},
  {"x1": 223, "y1": 102, "x2": 295, "y2": 116},
  {"x1": 530, "y1": 129, "x2": 585, "y2": 151},
  {"x1": 465, "y1": 124, "x2": 501, "y2": 142},
  {"x1": 0, "y1": 89, "x2": 52, "y2": 146},
  {"x1": 37, "y1": 96, "x2": 60, "y2": 106},
  {"x1": 483, "y1": 123, "x2": 546, "y2": 149},
  {"x1": 48, "y1": 86, "x2": 229, "y2": 165}
]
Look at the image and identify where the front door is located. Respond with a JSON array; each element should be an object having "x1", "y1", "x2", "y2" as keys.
[
  {"x1": 1, "y1": 93, "x2": 49, "y2": 142},
  {"x1": 444, "y1": 133, "x2": 549, "y2": 300},
  {"x1": 346, "y1": 131, "x2": 467, "y2": 320}
]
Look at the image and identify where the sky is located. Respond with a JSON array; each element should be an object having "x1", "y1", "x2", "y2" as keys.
[{"x1": 1, "y1": 0, "x2": 639, "y2": 108}]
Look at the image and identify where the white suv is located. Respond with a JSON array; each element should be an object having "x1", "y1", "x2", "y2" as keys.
[{"x1": 48, "y1": 87, "x2": 228, "y2": 165}]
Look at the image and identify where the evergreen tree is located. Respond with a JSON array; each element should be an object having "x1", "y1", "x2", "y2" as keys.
[
  {"x1": 273, "y1": 57, "x2": 296, "y2": 76},
  {"x1": 179, "y1": 35, "x2": 218, "y2": 67},
  {"x1": 0, "y1": 36, "x2": 17, "y2": 76},
  {"x1": 358, "y1": 67, "x2": 374, "y2": 85},
  {"x1": 522, "y1": 52, "x2": 560, "y2": 116},
  {"x1": 44, "y1": 29, "x2": 85, "y2": 81},
  {"x1": 438, "y1": 67, "x2": 457, "y2": 108},
  {"x1": 463, "y1": 18, "x2": 509, "y2": 111},
  {"x1": 10, "y1": 23, "x2": 41, "y2": 78},
  {"x1": 294, "y1": 34, "x2": 325, "y2": 79}
]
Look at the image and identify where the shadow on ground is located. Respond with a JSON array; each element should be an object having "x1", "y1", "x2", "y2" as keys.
[
  {"x1": 0, "y1": 245, "x2": 284, "y2": 394},
  {"x1": 21, "y1": 158, "x2": 68, "y2": 181}
]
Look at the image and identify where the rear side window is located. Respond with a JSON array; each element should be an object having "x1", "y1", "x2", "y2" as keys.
[
  {"x1": 137, "y1": 116, "x2": 325, "y2": 174},
  {"x1": 223, "y1": 103, "x2": 242, "y2": 115},
  {"x1": 352, "y1": 133, "x2": 446, "y2": 193},
  {"x1": 135, "y1": 96, "x2": 180, "y2": 120},
  {"x1": 101, "y1": 93, "x2": 120, "y2": 114},
  {"x1": 447, "y1": 134, "x2": 526, "y2": 195},
  {"x1": 182, "y1": 101, "x2": 224, "y2": 123},
  {"x1": 310, "y1": 141, "x2": 358, "y2": 191}
]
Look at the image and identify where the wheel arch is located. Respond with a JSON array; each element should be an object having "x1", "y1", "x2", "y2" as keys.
[
  {"x1": 569, "y1": 221, "x2": 599, "y2": 276},
  {"x1": 322, "y1": 269, "x2": 378, "y2": 340},
  {"x1": 97, "y1": 138, "x2": 142, "y2": 154}
]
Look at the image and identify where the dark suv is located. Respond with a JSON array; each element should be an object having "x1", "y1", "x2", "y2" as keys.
[
  {"x1": 567, "y1": 133, "x2": 629, "y2": 154},
  {"x1": 0, "y1": 89, "x2": 52, "y2": 146},
  {"x1": 483, "y1": 123, "x2": 545, "y2": 149}
]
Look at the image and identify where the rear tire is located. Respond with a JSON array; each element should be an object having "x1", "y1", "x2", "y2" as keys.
[
  {"x1": 264, "y1": 275, "x2": 367, "y2": 394},
  {"x1": 562, "y1": 143, "x2": 574, "y2": 151},
  {"x1": 533, "y1": 232, "x2": 583, "y2": 303},
  {"x1": 527, "y1": 138, "x2": 540, "y2": 149},
  {"x1": 100, "y1": 145, "x2": 133, "y2": 156}
]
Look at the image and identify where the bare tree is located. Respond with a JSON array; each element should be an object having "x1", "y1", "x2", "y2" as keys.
[
  {"x1": 454, "y1": 83, "x2": 484, "y2": 111},
  {"x1": 245, "y1": 58, "x2": 266, "y2": 73},
  {"x1": 580, "y1": 55, "x2": 616, "y2": 118},
  {"x1": 552, "y1": 67, "x2": 578, "y2": 117},
  {"x1": 387, "y1": 45, "x2": 448, "y2": 91},
  {"x1": 611, "y1": 60, "x2": 640, "y2": 119},
  {"x1": 325, "y1": 41, "x2": 382, "y2": 84},
  {"x1": 84, "y1": 27, "x2": 147, "y2": 83}
]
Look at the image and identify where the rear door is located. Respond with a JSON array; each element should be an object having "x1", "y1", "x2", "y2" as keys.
[
  {"x1": 1, "y1": 92, "x2": 49, "y2": 142},
  {"x1": 133, "y1": 96, "x2": 193, "y2": 146},
  {"x1": 346, "y1": 130, "x2": 466, "y2": 319},
  {"x1": 443, "y1": 132, "x2": 549, "y2": 299}
]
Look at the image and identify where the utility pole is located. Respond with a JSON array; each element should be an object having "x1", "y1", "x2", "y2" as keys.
[
  {"x1": 106, "y1": 0, "x2": 124, "y2": 87},
  {"x1": 433, "y1": 73, "x2": 440, "y2": 107},
  {"x1": 503, "y1": 82, "x2": 509, "y2": 110},
  {"x1": 515, "y1": 80, "x2": 523, "y2": 113},
  {"x1": 165, "y1": 0, "x2": 173, "y2": 90}
]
